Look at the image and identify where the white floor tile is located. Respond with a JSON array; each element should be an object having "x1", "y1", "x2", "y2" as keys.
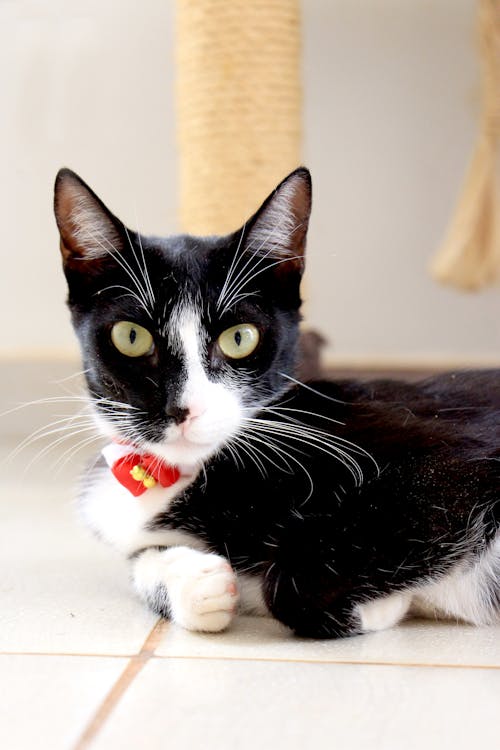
[
  {"x1": 0, "y1": 655, "x2": 126, "y2": 750},
  {"x1": 92, "y1": 657, "x2": 500, "y2": 750},
  {"x1": 0, "y1": 442, "x2": 157, "y2": 655},
  {"x1": 3, "y1": 372, "x2": 500, "y2": 750},
  {"x1": 156, "y1": 614, "x2": 500, "y2": 667}
]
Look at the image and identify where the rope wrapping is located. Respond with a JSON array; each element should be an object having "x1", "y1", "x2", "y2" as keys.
[
  {"x1": 175, "y1": 0, "x2": 302, "y2": 235},
  {"x1": 430, "y1": 0, "x2": 500, "y2": 291}
]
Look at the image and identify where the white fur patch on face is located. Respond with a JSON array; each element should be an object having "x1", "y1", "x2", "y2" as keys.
[{"x1": 150, "y1": 304, "x2": 244, "y2": 466}]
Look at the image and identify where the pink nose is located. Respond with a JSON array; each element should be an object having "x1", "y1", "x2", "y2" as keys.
[{"x1": 186, "y1": 401, "x2": 206, "y2": 420}]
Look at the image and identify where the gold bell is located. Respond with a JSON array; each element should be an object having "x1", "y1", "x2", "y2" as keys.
[{"x1": 130, "y1": 464, "x2": 157, "y2": 489}]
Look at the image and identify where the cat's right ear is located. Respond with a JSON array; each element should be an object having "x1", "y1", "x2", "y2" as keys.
[{"x1": 54, "y1": 168, "x2": 124, "y2": 270}]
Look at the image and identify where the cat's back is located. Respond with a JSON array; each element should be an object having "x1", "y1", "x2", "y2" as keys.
[
  {"x1": 310, "y1": 368, "x2": 500, "y2": 420},
  {"x1": 290, "y1": 369, "x2": 500, "y2": 460}
]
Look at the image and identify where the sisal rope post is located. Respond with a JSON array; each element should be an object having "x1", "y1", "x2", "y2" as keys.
[
  {"x1": 175, "y1": 0, "x2": 302, "y2": 236},
  {"x1": 430, "y1": 0, "x2": 500, "y2": 291}
]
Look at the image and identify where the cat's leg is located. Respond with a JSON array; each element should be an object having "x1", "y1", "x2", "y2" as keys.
[
  {"x1": 131, "y1": 546, "x2": 239, "y2": 632},
  {"x1": 80, "y1": 460, "x2": 240, "y2": 631},
  {"x1": 265, "y1": 566, "x2": 413, "y2": 638},
  {"x1": 263, "y1": 562, "x2": 364, "y2": 638},
  {"x1": 262, "y1": 515, "x2": 414, "y2": 639},
  {"x1": 265, "y1": 571, "x2": 412, "y2": 638},
  {"x1": 356, "y1": 592, "x2": 412, "y2": 633}
]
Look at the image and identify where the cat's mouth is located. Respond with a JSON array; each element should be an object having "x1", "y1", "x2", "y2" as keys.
[
  {"x1": 143, "y1": 431, "x2": 222, "y2": 468},
  {"x1": 92, "y1": 397, "x2": 240, "y2": 468},
  {"x1": 167, "y1": 434, "x2": 214, "y2": 450}
]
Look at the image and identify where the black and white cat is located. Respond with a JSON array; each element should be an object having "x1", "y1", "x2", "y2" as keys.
[{"x1": 53, "y1": 167, "x2": 500, "y2": 638}]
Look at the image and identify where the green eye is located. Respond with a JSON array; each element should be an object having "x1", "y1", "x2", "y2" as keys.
[
  {"x1": 111, "y1": 321, "x2": 154, "y2": 358},
  {"x1": 218, "y1": 323, "x2": 260, "y2": 360}
]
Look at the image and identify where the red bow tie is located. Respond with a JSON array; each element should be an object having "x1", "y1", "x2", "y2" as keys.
[{"x1": 102, "y1": 444, "x2": 180, "y2": 497}]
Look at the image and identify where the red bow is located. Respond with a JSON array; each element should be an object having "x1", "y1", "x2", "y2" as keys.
[{"x1": 103, "y1": 444, "x2": 180, "y2": 497}]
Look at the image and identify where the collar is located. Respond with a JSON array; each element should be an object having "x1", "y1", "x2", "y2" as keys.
[{"x1": 102, "y1": 443, "x2": 181, "y2": 497}]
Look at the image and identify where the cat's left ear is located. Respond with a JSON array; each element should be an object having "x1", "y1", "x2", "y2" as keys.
[
  {"x1": 54, "y1": 168, "x2": 124, "y2": 271},
  {"x1": 244, "y1": 167, "x2": 312, "y2": 275}
]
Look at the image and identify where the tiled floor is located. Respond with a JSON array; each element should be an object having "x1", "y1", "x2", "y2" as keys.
[{"x1": 1, "y1": 368, "x2": 500, "y2": 749}]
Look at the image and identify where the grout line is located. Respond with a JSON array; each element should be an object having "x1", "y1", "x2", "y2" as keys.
[
  {"x1": 2, "y1": 649, "x2": 500, "y2": 670},
  {"x1": 1, "y1": 649, "x2": 500, "y2": 671},
  {"x1": 149, "y1": 653, "x2": 500, "y2": 670},
  {"x1": 71, "y1": 618, "x2": 168, "y2": 750}
]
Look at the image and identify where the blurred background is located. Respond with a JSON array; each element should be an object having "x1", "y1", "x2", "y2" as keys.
[{"x1": 1, "y1": 0, "x2": 499, "y2": 376}]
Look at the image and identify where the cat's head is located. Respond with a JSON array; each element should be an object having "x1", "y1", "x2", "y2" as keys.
[{"x1": 54, "y1": 168, "x2": 311, "y2": 467}]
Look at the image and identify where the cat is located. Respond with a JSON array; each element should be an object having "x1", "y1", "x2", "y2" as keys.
[{"x1": 53, "y1": 166, "x2": 500, "y2": 638}]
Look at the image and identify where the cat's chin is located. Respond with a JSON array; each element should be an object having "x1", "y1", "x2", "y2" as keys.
[{"x1": 143, "y1": 436, "x2": 219, "y2": 468}]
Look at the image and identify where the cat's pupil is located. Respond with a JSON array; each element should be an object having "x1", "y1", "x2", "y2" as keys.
[
  {"x1": 129, "y1": 328, "x2": 137, "y2": 345},
  {"x1": 234, "y1": 331, "x2": 242, "y2": 347}
]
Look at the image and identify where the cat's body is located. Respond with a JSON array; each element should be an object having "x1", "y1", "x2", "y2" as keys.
[
  {"x1": 54, "y1": 167, "x2": 500, "y2": 638},
  {"x1": 80, "y1": 370, "x2": 500, "y2": 637}
]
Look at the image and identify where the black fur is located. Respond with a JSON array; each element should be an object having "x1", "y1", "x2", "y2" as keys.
[
  {"x1": 55, "y1": 168, "x2": 305, "y2": 444},
  {"x1": 54, "y1": 168, "x2": 500, "y2": 639},
  {"x1": 149, "y1": 372, "x2": 500, "y2": 637}
]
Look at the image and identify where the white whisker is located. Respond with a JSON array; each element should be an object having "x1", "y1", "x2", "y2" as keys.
[
  {"x1": 124, "y1": 226, "x2": 155, "y2": 307},
  {"x1": 243, "y1": 415, "x2": 375, "y2": 487},
  {"x1": 220, "y1": 253, "x2": 303, "y2": 316},
  {"x1": 6, "y1": 419, "x2": 95, "y2": 464},
  {"x1": 0, "y1": 395, "x2": 92, "y2": 418},
  {"x1": 216, "y1": 222, "x2": 247, "y2": 310},
  {"x1": 52, "y1": 369, "x2": 90, "y2": 385},
  {"x1": 95, "y1": 284, "x2": 152, "y2": 313},
  {"x1": 217, "y1": 217, "x2": 302, "y2": 314},
  {"x1": 237, "y1": 429, "x2": 294, "y2": 475},
  {"x1": 222, "y1": 439, "x2": 246, "y2": 472},
  {"x1": 279, "y1": 372, "x2": 346, "y2": 404},
  {"x1": 50, "y1": 433, "x2": 105, "y2": 474},
  {"x1": 229, "y1": 434, "x2": 268, "y2": 478},
  {"x1": 83, "y1": 227, "x2": 153, "y2": 317},
  {"x1": 239, "y1": 424, "x2": 315, "y2": 502},
  {"x1": 238, "y1": 428, "x2": 295, "y2": 474},
  {"x1": 219, "y1": 216, "x2": 293, "y2": 306},
  {"x1": 23, "y1": 426, "x2": 100, "y2": 472},
  {"x1": 263, "y1": 405, "x2": 345, "y2": 427}
]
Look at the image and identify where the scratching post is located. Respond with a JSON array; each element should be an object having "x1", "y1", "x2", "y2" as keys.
[
  {"x1": 175, "y1": 0, "x2": 302, "y2": 235},
  {"x1": 430, "y1": 0, "x2": 500, "y2": 291}
]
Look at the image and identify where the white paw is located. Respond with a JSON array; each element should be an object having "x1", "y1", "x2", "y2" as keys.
[
  {"x1": 357, "y1": 592, "x2": 411, "y2": 633},
  {"x1": 133, "y1": 547, "x2": 239, "y2": 633},
  {"x1": 171, "y1": 553, "x2": 239, "y2": 632}
]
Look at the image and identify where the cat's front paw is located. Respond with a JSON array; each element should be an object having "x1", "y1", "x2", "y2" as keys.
[
  {"x1": 134, "y1": 547, "x2": 239, "y2": 633},
  {"x1": 170, "y1": 553, "x2": 239, "y2": 632}
]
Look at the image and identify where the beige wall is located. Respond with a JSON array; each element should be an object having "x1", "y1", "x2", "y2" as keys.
[
  {"x1": 1, "y1": 0, "x2": 499, "y2": 366},
  {"x1": 303, "y1": 0, "x2": 500, "y2": 366},
  {"x1": 1, "y1": 0, "x2": 177, "y2": 358}
]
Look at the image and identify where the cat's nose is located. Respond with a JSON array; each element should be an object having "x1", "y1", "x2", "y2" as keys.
[{"x1": 166, "y1": 405, "x2": 190, "y2": 425}]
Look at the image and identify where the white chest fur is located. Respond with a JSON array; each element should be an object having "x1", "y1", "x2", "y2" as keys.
[
  {"x1": 79, "y1": 462, "x2": 269, "y2": 622},
  {"x1": 79, "y1": 465, "x2": 206, "y2": 555}
]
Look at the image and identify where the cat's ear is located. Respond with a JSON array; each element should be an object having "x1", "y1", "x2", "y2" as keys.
[
  {"x1": 244, "y1": 167, "x2": 312, "y2": 273},
  {"x1": 54, "y1": 168, "x2": 124, "y2": 268}
]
